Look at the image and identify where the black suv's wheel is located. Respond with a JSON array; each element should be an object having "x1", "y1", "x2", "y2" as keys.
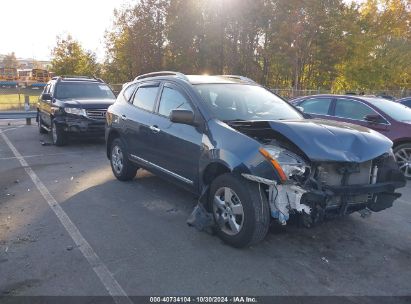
[
  {"x1": 38, "y1": 114, "x2": 47, "y2": 134},
  {"x1": 394, "y1": 143, "x2": 411, "y2": 179},
  {"x1": 209, "y1": 173, "x2": 270, "y2": 248},
  {"x1": 110, "y1": 138, "x2": 138, "y2": 181},
  {"x1": 51, "y1": 120, "x2": 68, "y2": 146}
]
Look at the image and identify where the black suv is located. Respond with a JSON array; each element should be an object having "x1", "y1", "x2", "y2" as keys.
[
  {"x1": 37, "y1": 76, "x2": 116, "y2": 146},
  {"x1": 106, "y1": 71, "x2": 405, "y2": 248}
]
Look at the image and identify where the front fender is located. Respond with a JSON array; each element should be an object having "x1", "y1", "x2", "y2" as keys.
[{"x1": 200, "y1": 119, "x2": 281, "y2": 183}]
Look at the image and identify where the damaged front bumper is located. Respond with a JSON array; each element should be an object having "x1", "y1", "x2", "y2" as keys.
[
  {"x1": 242, "y1": 153, "x2": 406, "y2": 226},
  {"x1": 55, "y1": 115, "x2": 106, "y2": 136}
]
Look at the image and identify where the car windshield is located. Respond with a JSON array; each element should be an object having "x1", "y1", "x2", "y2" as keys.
[
  {"x1": 194, "y1": 84, "x2": 303, "y2": 121},
  {"x1": 362, "y1": 97, "x2": 411, "y2": 122},
  {"x1": 55, "y1": 82, "x2": 115, "y2": 100}
]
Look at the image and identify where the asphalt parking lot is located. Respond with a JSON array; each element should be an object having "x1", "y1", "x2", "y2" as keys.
[{"x1": 1, "y1": 120, "x2": 411, "y2": 299}]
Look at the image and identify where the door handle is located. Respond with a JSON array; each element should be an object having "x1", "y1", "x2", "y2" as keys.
[
  {"x1": 149, "y1": 125, "x2": 161, "y2": 133},
  {"x1": 121, "y1": 114, "x2": 127, "y2": 120}
]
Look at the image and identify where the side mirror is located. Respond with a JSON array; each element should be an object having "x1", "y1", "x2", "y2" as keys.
[
  {"x1": 364, "y1": 114, "x2": 384, "y2": 124},
  {"x1": 170, "y1": 109, "x2": 195, "y2": 125},
  {"x1": 41, "y1": 93, "x2": 52, "y2": 101},
  {"x1": 296, "y1": 106, "x2": 304, "y2": 112}
]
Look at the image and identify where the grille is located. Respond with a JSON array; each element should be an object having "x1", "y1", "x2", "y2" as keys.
[
  {"x1": 317, "y1": 161, "x2": 373, "y2": 207},
  {"x1": 86, "y1": 109, "x2": 107, "y2": 120},
  {"x1": 317, "y1": 160, "x2": 372, "y2": 186}
]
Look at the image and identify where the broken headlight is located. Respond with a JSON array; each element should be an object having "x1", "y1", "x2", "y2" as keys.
[
  {"x1": 64, "y1": 107, "x2": 87, "y2": 117},
  {"x1": 260, "y1": 145, "x2": 309, "y2": 182}
]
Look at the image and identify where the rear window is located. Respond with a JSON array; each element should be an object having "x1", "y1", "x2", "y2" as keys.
[{"x1": 55, "y1": 82, "x2": 115, "y2": 100}]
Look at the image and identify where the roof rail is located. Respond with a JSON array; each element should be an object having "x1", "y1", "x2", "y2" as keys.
[
  {"x1": 93, "y1": 76, "x2": 104, "y2": 83},
  {"x1": 219, "y1": 75, "x2": 257, "y2": 84},
  {"x1": 61, "y1": 75, "x2": 94, "y2": 79},
  {"x1": 53, "y1": 75, "x2": 103, "y2": 83},
  {"x1": 134, "y1": 71, "x2": 189, "y2": 82}
]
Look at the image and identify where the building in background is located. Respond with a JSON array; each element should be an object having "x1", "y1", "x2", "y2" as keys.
[{"x1": 0, "y1": 54, "x2": 51, "y2": 70}]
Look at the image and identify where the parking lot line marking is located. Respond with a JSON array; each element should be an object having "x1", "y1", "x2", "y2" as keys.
[
  {"x1": 0, "y1": 130, "x2": 132, "y2": 304},
  {"x1": 0, "y1": 151, "x2": 87, "y2": 161}
]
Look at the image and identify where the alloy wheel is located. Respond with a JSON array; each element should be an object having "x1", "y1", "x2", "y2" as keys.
[
  {"x1": 395, "y1": 148, "x2": 411, "y2": 178},
  {"x1": 111, "y1": 145, "x2": 124, "y2": 175},
  {"x1": 213, "y1": 187, "x2": 244, "y2": 236}
]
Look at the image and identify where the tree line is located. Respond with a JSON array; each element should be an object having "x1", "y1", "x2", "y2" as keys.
[{"x1": 50, "y1": 0, "x2": 410, "y2": 92}]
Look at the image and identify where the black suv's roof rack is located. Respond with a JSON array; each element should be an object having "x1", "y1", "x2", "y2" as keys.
[
  {"x1": 218, "y1": 75, "x2": 256, "y2": 84},
  {"x1": 52, "y1": 75, "x2": 104, "y2": 83},
  {"x1": 134, "y1": 71, "x2": 189, "y2": 82}
]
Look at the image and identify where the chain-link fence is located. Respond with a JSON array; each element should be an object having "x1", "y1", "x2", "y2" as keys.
[{"x1": 0, "y1": 84, "x2": 410, "y2": 112}]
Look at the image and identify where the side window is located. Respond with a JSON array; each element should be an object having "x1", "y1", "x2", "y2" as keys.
[
  {"x1": 335, "y1": 99, "x2": 376, "y2": 120},
  {"x1": 300, "y1": 98, "x2": 332, "y2": 115},
  {"x1": 158, "y1": 87, "x2": 193, "y2": 117},
  {"x1": 123, "y1": 83, "x2": 137, "y2": 102},
  {"x1": 131, "y1": 86, "x2": 159, "y2": 111}
]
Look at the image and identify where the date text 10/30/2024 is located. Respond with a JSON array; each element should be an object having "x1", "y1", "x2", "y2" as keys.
[{"x1": 149, "y1": 297, "x2": 258, "y2": 303}]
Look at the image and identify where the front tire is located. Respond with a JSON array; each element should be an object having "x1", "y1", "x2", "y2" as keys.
[
  {"x1": 38, "y1": 114, "x2": 47, "y2": 134},
  {"x1": 394, "y1": 143, "x2": 411, "y2": 179},
  {"x1": 209, "y1": 173, "x2": 270, "y2": 248},
  {"x1": 110, "y1": 138, "x2": 138, "y2": 181},
  {"x1": 51, "y1": 120, "x2": 68, "y2": 146}
]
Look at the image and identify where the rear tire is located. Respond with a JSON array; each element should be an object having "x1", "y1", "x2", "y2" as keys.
[
  {"x1": 51, "y1": 120, "x2": 68, "y2": 146},
  {"x1": 209, "y1": 173, "x2": 270, "y2": 248},
  {"x1": 393, "y1": 143, "x2": 411, "y2": 179},
  {"x1": 110, "y1": 138, "x2": 138, "y2": 181}
]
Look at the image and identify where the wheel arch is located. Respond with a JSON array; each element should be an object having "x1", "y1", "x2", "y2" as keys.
[
  {"x1": 106, "y1": 129, "x2": 121, "y2": 159},
  {"x1": 202, "y1": 161, "x2": 231, "y2": 187},
  {"x1": 393, "y1": 139, "x2": 411, "y2": 149}
]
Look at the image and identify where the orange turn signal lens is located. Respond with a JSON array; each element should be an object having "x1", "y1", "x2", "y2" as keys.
[{"x1": 259, "y1": 148, "x2": 287, "y2": 182}]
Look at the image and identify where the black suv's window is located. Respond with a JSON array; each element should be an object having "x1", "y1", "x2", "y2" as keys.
[
  {"x1": 158, "y1": 87, "x2": 193, "y2": 117},
  {"x1": 334, "y1": 98, "x2": 376, "y2": 120},
  {"x1": 194, "y1": 84, "x2": 302, "y2": 121},
  {"x1": 55, "y1": 82, "x2": 115, "y2": 100},
  {"x1": 132, "y1": 86, "x2": 158, "y2": 111},
  {"x1": 300, "y1": 98, "x2": 332, "y2": 115}
]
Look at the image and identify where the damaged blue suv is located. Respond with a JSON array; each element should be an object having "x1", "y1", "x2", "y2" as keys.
[{"x1": 106, "y1": 72, "x2": 405, "y2": 248}]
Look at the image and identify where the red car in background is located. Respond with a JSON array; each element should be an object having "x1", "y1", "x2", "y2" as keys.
[{"x1": 292, "y1": 95, "x2": 411, "y2": 178}]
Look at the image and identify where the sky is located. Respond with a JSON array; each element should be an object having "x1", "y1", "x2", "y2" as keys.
[
  {"x1": 0, "y1": 0, "x2": 129, "y2": 61},
  {"x1": 1, "y1": 0, "x2": 364, "y2": 63}
]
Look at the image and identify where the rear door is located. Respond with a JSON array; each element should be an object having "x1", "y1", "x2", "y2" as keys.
[
  {"x1": 297, "y1": 97, "x2": 333, "y2": 119},
  {"x1": 123, "y1": 81, "x2": 161, "y2": 162},
  {"x1": 146, "y1": 82, "x2": 203, "y2": 190}
]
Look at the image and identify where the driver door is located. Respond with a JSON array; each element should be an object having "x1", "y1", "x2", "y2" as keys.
[{"x1": 147, "y1": 82, "x2": 203, "y2": 190}]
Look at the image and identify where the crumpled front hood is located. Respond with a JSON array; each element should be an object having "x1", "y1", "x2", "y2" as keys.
[
  {"x1": 268, "y1": 119, "x2": 392, "y2": 162},
  {"x1": 60, "y1": 99, "x2": 115, "y2": 109},
  {"x1": 231, "y1": 119, "x2": 393, "y2": 162}
]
